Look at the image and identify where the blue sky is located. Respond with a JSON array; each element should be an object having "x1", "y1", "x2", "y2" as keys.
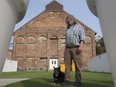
[{"x1": 14, "y1": 0, "x2": 103, "y2": 37}]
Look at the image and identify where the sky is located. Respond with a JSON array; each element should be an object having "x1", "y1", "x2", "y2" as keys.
[{"x1": 14, "y1": 0, "x2": 103, "y2": 37}]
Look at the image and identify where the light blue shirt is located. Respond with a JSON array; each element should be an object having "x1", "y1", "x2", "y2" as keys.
[{"x1": 66, "y1": 24, "x2": 85, "y2": 47}]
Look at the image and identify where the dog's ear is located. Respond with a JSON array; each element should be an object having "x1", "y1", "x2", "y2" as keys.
[
  {"x1": 58, "y1": 66, "x2": 60, "y2": 71},
  {"x1": 53, "y1": 66, "x2": 55, "y2": 69}
]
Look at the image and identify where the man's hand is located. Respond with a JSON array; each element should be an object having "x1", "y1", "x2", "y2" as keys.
[
  {"x1": 76, "y1": 41, "x2": 84, "y2": 54},
  {"x1": 76, "y1": 47, "x2": 81, "y2": 54}
]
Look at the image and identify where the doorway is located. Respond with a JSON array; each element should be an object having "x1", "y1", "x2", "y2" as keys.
[{"x1": 49, "y1": 59, "x2": 58, "y2": 70}]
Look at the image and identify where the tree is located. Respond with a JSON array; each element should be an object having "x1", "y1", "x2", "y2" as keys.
[{"x1": 96, "y1": 37, "x2": 106, "y2": 55}]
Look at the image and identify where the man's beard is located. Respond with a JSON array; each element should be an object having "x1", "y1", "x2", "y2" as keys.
[{"x1": 69, "y1": 21, "x2": 75, "y2": 26}]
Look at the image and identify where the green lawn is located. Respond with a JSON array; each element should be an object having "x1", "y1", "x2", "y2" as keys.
[{"x1": 0, "y1": 71, "x2": 114, "y2": 87}]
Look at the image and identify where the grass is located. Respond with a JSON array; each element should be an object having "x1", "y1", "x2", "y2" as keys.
[{"x1": 0, "y1": 71, "x2": 114, "y2": 87}]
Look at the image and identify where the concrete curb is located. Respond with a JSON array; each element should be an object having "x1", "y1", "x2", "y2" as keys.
[{"x1": 0, "y1": 78, "x2": 30, "y2": 86}]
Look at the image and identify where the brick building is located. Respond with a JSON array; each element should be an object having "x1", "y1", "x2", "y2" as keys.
[{"x1": 13, "y1": 1, "x2": 96, "y2": 71}]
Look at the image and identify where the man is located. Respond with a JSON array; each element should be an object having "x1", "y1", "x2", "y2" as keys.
[{"x1": 62, "y1": 15, "x2": 85, "y2": 86}]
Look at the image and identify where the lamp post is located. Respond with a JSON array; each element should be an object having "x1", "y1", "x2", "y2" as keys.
[
  {"x1": 0, "y1": 0, "x2": 29, "y2": 72},
  {"x1": 87, "y1": 0, "x2": 116, "y2": 86}
]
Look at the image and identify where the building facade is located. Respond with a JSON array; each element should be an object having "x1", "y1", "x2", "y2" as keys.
[{"x1": 13, "y1": 1, "x2": 96, "y2": 71}]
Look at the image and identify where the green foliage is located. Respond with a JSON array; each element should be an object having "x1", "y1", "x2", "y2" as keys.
[{"x1": 96, "y1": 37, "x2": 106, "y2": 55}]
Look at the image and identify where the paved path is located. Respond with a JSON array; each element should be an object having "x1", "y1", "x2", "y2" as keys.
[{"x1": 0, "y1": 78, "x2": 29, "y2": 86}]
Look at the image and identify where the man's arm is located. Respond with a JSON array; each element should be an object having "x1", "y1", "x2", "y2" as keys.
[{"x1": 76, "y1": 40, "x2": 84, "y2": 54}]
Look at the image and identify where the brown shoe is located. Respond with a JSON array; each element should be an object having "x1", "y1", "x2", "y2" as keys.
[{"x1": 62, "y1": 81, "x2": 70, "y2": 86}]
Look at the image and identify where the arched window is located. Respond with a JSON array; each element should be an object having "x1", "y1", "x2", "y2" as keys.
[
  {"x1": 50, "y1": 35, "x2": 58, "y2": 40},
  {"x1": 61, "y1": 35, "x2": 65, "y2": 44},
  {"x1": 16, "y1": 36, "x2": 24, "y2": 43},
  {"x1": 27, "y1": 36, "x2": 36, "y2": 57},
  {"x1": 85, "y1": 36, "x2": 92, "y2": 44},
  {"x1": 39, "y1": 36, "x2": 47, "y2": 41},
  {"x1": 16, "y1": 36, "x2": 24, "y2": 57},
  {"x1": 27, "y1": 36, "x2": 35, "y2": 44},
  {"x1": 60, "y1": 35, "x2": 65, "y2": 57},
  {"x1": 38, "y1": 36, "x2": 47, "y2": 57},
  {"x1": 49, "y1": 35, "x2": 58, "y2": 56}
]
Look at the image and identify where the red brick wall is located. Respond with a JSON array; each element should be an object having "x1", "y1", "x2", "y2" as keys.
[{"x1": 13, "y1": 11, "x2": 96, "y2": 71}]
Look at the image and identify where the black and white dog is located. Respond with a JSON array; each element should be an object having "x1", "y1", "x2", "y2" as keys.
[{"x1": 53, "y1": 66, "x2": 65, "y2": 84}]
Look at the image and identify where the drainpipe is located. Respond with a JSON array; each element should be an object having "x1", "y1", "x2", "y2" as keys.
[
  {"x1": 0, "y1": 0, "x2": 30, "y2": 72},
  {"x1": 87, "y1": 0, "x2": 116, "y2": 86}
]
